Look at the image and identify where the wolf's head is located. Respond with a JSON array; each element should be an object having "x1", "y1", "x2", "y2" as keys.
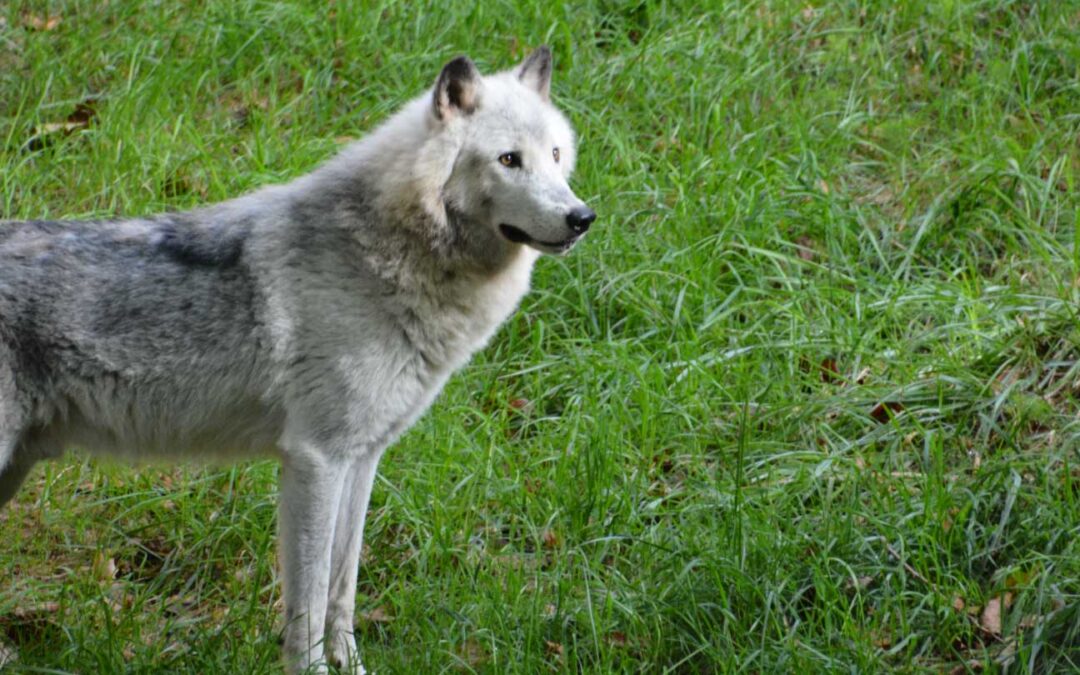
[{"x1": 431, "y1": 47, "x2": 595, "y2": 256}]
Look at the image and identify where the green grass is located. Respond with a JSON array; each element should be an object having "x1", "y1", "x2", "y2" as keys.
[{"x1": 2, "y1": 0, "x2": 1079, "y2": 672}]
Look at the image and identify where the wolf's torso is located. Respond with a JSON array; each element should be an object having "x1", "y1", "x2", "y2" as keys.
[{"x1": 0, "y1": 185, "x2": 535, "y2": 463}]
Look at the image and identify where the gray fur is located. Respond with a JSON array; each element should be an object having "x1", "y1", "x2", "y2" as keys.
[{"x1": 0, "y1": 47, "x2": 592, "y2": 674}]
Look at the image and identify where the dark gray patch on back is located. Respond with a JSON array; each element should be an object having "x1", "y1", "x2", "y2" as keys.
[{"x1": 154, "y1": 213, "x2": 252, "y2": 268}]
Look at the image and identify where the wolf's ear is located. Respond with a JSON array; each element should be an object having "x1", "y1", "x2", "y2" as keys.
[
  {"x1": 434, "y1": 56, "x2": 481, "y2": 121},
  {"x1": 517, "y1": 46, "x2": 552, "y2": 101}
]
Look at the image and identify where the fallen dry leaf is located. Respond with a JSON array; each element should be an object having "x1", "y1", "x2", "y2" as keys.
[
  {"x1": 22, "y1": 98, "x2": 97, "y2": 153},
  {"x1": 67, "y1": 99, "x2": 98, "y2": 125},
  {"x1": 872, "y1": 630, "x2": 892, "y2": 649},
  {"x1": 1018, "y1": 613, "x2": 1041, "y2": 630},
  {"x1": 93, "y1": 551, "x2": 118, "y2": 582},
  {"x1": 820, "y1": 357, "x2": 840, "y2": 383},
  {"x1": 980, "y1": 596, "x2": 1004, "y2": 636},
  {"x1": 24, "y1": 14, "x2": 62, "y2": 31},
  {"x1": 606, "y1": 631, "x2": 629, "y2": 647},
  {"x1": 541, "y1": 528, "x2": 560, "y2": 550},
  {"x1": 870, "y1": 401, "x2": 905, "y2": 423},
  {"x1": 360, "y1": 605, "x2": 393, "y2": 623},
  {"x1": 544, "y1": 640, "x2": 564, "y2": 659},
  {"x1": 11, "y1": 601, "x2": 60, "y2": 620},
  {"x1": 794, "y1": 235, "x2": 817, "y2": 261},
  {"x1": 845, "y1": 575, "x2": 874, "y2": 591},
  {"x1": 652, "y1": 449, "x2": 675, "y2": 474}
]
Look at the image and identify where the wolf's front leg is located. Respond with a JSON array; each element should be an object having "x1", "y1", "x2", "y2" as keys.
[
  {"x1": 324, "y1": 450, "x2": 383, "y2": 675},
  {"x1": 278, "y1": 448, "x2": 348, "y2": 674}
]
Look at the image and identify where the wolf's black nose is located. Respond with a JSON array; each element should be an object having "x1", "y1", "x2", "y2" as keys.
[{"x1": 566, "y1": 206, "x2": 596, "y2": 234}]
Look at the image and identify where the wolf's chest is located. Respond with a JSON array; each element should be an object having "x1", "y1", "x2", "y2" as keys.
[{"x1": 406, "y1": 255, "x2": 536, "y2": 369}]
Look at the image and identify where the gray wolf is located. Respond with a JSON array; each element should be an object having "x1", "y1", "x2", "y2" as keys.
[{"x1": 0, "y1": 47, "x2": 594, "y2": 673}]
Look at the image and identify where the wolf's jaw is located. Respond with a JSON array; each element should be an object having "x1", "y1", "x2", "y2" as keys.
[
  {"x1": 498, "y1": 224, "x2": 580, "y2": 253},
  {"x1": 498, "y1": 224, "x2": 533, "y2": 244}
]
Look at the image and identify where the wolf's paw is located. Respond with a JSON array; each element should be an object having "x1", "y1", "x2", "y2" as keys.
[{"x1": 326, "y1": 627, "x2": 365, "y2": 675}]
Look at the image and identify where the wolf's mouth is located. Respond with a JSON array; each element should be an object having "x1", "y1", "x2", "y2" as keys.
[
  {"x1": 499, "y1": 224, "x2": 533, "y2": 244},
  {"x1": 499, "y1": 224, "x2": 578, "y2": 251}
]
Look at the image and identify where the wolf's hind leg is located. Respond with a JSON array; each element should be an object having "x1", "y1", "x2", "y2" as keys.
[
  {"x1": 0, "y1": 449, "x2": 33, "y2": 509},
  {"x1": 0, "y1": 372, "x2": 33, "y2": 508}
]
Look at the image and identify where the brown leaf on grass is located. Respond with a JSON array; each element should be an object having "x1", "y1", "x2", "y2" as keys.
[
  {"x1": 11, "y1": 601, "x2": 60, "y2": 620},
  {"x1": 819, "y1": 357, "x2": 840, "y2": 384},
  {"x1": 106, "y1": 583, "x2": 135, "y2": 613},
  {"x1": 1, "y1": 604, "x2": 63, "y2": 647},
  {"x1": 606, "y1": 631, "x2": 629, "y2": 647},
  {"x1": 541, "y1": 529, "x2": 560, "y2": 550},
  {"x1": 93, "y1": 551, "x2": 118, "y2": 582},
  {"x1": 651, "y1": 448, "x2": 675, "y2": 474},
  {"x1": 1018, "y1": 613, "x2": 1041, "y2": 630},
  {"x1": 794, "y1": 235, "x2": 817, "y2": 261},
  {"x1": 24, "y1": 14, "x2": 62, "y2": 31},
  {"x1": 872, "y1": 630, "x2": 892, "y2": 649},
  {"x1": 869, "y1": 401, "x2": 904, "y2": 423},
  {"x1": 67, "y1": 99, "x2": 98, "y2": 125},
  {"x1": 544, "y1": 640, "x2": 564, "y2": 659},
  {"x1": 979, "y1": 594, "x2": 1014, "y2": 637},
  {"x1": 508, "y1": 397, "x2": 531, "y2": 411},
  {"x1": 22, "y1": 98, "x2": 98, "y2": 153},
  {"x1": 360, "y1": 605, "x2": 393, "y2": 623}
]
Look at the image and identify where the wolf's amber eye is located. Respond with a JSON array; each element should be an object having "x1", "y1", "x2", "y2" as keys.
[
  {"x1": 498, "y1": 152, "x2": 521, "y2": 168},
  {"x1": 553, "y1": 147, "x2": 560, "y2": 163}
]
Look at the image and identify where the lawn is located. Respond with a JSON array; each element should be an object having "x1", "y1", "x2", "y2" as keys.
[{"x1": 1, "y1": 0, "x2": 1078, "y2": 672}]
